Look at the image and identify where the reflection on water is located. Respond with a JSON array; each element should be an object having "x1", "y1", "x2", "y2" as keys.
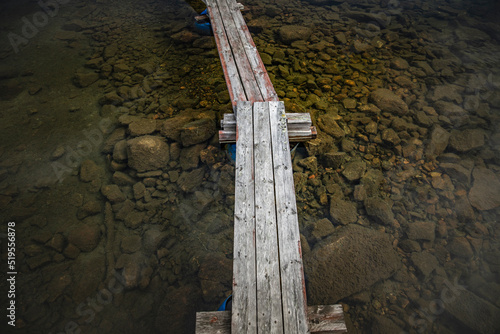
[{"x1": 0, "y1": 0, "x2": 499, "y2": 333}]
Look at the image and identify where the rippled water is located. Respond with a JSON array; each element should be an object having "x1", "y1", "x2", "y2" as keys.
[{"x1": 0, "y1": 0, "x2": 499, "y2": 333}]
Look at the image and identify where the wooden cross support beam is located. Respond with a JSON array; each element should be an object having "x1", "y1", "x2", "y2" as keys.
[
  {"x1": 219, "y1": 112, "x2": 317, "y2": 144},
  {"x1": 196, "y1": 305, "x2": 347, "y2": 334}
]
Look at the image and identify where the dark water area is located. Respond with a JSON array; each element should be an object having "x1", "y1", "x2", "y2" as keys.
[{"x1": 0, "y1": 0, "x2": 499, "y2": 333}]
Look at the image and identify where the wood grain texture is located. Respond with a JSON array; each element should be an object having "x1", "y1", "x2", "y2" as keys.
[
  {"x1": 214, "y1": 0, "x2": 263, "y2": 103},
  {"x1": 307, "y1": 305, "x2": 347, "y2": 333},
  {"x1": 219, "y1": 128, "x2": 317, "y2": 144},
  {"x1": 219, "y1": 113, "x2": 316, "y2": 144},
  {"x1": 225, "y1": 0, "x2": 278, "y2": 102},
  {"x1": 196, "y1": 311, "x2": 231, "y2": 334},
  {"x1": 206, "y1": 0, "x2": 246, "y2": 106},
  {"x1": 253, "y1": 102, "x2": 284, "y2": 333},
  {"x1": 268, "y1": 101, "x2": 309, "y2": 333},
  {"x1": 232, "y1": 101, "x2": 257, "y2": 334},
  {"x1": 222, "y1": 113, "x2": 311, "y2": 129},
  {"x1": 196, "y1": 305, "x2": 347, "y2": 333}
]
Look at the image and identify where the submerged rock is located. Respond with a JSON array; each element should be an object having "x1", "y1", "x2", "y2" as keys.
[
  {"x1": 321, "y1": 152, "x2": 346, "y2": 169},
  {"x1": 198, "y1": 253, "x2": 232, "y2": 302},
  {"x1": 317, "y1": 114, "x2": 345, "y2": 139},
  {"x1": 311, "y1": 218, "x2": 336, "y2": 241},
  {"x1": 371, "y1": 315, "x2": 404, "y2": 334},
  {"x1": 67, "y1": 223, "x2": 101, "y2": 252},
  {"x1": 468, "y1": 167, "x2": 500, "y2": 210},
  {"x1": 177, "y1": 168, "x2": 205, "y2": 192},
  {"x1": 364, "y1": 197, "x2": 394, "y2": 225},
  {"x1": 448, "y1": 129, "x2": 485, "y2": 152},
  {"x1": 101, "y1": 184, "x2": 126, "y2": 203},
  {"x1": 155, "y1": 285, "x2": 201, "y2": 334},
  {"x1": 448, "y1": 236, "x2": 474, "y2": 259},
  {"x1": 381, "y1": 128, "x2": 401, "y2": 146},
  {"x1": 411, "y1": 251, "x2": 439, "y2": 277},
  {"x1": 278, "y1": 25, "x2": 313, "y2": 44},
  {"x1": 70, "y1": 253, "x2": 105, "y2": 303},
  {"x1": 179, "y1": 143, "x2": 205, "y2": 170},
  {"x1": 127, "y1": 135, "x2": 169, "y2": 172},
  {"x1": 304, "y1": 224, "x2": 401, "y2": 303},
  {"x1": 115, "y1": 253, "x2": 147, "y2": 289},
  {"x1": 80, "y1": 159, "x2": 103, "y2": 183},
  {"x1": 180, "y1": 118, "x2": 216, "y2": 147},
  {"x1": 161, "y1": 116, "x2": 193, "y2": 142},
  {"x1": 370, "y1": 88, "x2": 409, "y2": 116},
  {"x1": 330, "y1": 198, "x2": 358, "y2": 225},
  {"x1": 407, "y1": 221, "x2": 435, "y2": 242},
  {"x1": 342, "y1": 160, "x2": 367, "y2": 181},
  {"x1": 444, "y1": 288, "x2": 500, "y2": 334},
  {"x1": 128, "y1": 118, "x2": 156, "y2": 136},
  {"x1": 390, "y1": 57, "x2": 409, "y2": 70},
  {"x1": 425, "y1": 125, "x2": 450, "y2": 159},
  {"x1": 74, "y1": 71, "x2": 99, "y2": 88}
]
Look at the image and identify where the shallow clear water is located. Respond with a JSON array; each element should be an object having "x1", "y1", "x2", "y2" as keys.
[{"x1": 0, "y1": 0, "x2": 499, "y2": 333}]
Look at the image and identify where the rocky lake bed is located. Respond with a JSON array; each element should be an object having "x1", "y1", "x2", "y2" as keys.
[{"x1": 0, "y1": 0, "x2": 499, "y2": 333}]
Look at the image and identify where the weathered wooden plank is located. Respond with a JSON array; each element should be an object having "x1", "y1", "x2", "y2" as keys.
[
  {"x1": 253, "y1": 102, "x2": 284, "y2": 333},
  {"x1": 307, "y1": 305, "x2": 347, "y2": 333},
  {"x1": 214, "y1": 0, "x2": 263, "y2": 103},
  {"x1": 225, "y1": 0, "x2": 278, "y2": 102},
  {"x1": 196, "y1": 305, "x2": 346, "y2": 334},
  {"x1": 232, "y1": 101, "x2": 257, "y2": 334},
  {"x1": 269, "y1": 101, "x2": 309, "y2": 333},
  {"x1": 219, "y1": 127, "x2": 317, "y2": 144},
  {"x1": 206, "y1": 0, "x2": 246, "y2": 105},
  {"x1": 196, "y1": 311, "x2": 231, "y2": 334}
]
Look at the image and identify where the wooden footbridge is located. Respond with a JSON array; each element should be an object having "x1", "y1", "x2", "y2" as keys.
[{"x1": 194, "y1": 0, "x2": 347, "y2": 332}]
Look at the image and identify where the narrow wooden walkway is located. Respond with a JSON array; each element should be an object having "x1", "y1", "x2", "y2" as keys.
[
  {"x1": 195, "y1": 1, "x2": 347, "y2": 333},
  {"x1": 205, "y1": 0, "x2": 278, "y2": 106}
]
